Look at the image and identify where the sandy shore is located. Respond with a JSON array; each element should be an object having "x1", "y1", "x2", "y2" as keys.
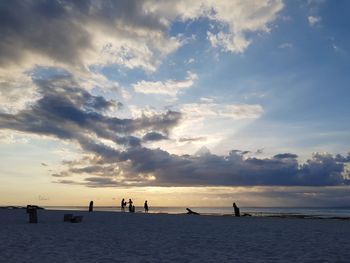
[{"x1": 1, "y1": 209, "x2": 350, "y2": 262}]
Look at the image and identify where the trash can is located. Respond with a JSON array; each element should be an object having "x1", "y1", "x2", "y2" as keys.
[{"x1": 28, "y1": 207, "x2": 38, "y2": 223}]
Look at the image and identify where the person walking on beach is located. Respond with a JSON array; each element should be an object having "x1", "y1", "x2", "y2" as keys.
[
  {"x1": 121, "y1": 198, "x2": 126, "y2": 212},
  {"x1": 128, "y1": 199, "x2": 133, "y2": 213},
  {"x1": 144, "y1": 200, "x2": 149, "y2": 213},
  {"x1": 233, "y1": 202, "x2": 240, "y2": 217}
]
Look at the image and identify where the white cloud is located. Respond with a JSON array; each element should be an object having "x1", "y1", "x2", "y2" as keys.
[
  {"x1": 128, "y1": 105, "x2": 161, "y2": 119},
  {"x1": 207, "y1": 31, "x2": 250, "y2": 53},
  {"x1": 185, "y1": 58, "x2": 195, "y2": 64},
  {"x1": 307, "y1": 0, "x2": 326, "y2": 6},
  {"x1": 89, "y1": 29, "x2": 183, "y2": 72},
  {"x1": 279, "y1": 42, "x2": 293, "y2": 49},
  {"x1": 133, "y1": 71, "x2": 198, "y2": 96},
  {"x1": 0, "y1": 131, "x2": 30, "y2": 144},
  {"x1": 181, "y1": 103, "x2": 264, "y2": 120},
  {"x1": 205, "y1": 0, "x2": 283, "y2": 52},
  {"x1": 200, "y1": 97, "x2": 215, "y2": 103},
  {"x1": 145, "y1": 0, "x2": 284, "y2": 53},
  {"x1": 222, "y1": 104, "x2": 264, "y2": 119},
  {"x1": 0, "y1": 70, "x2": 38, "y2": 114},
  {"x1": 78, "y1": 71, "x2": 120, "y2": 92},
  {"x1": 308, "y1": 16, "x2": 321, "y2": 27}
]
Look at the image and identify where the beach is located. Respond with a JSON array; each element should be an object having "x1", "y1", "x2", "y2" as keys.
[{"x1": 1, "y1": 209, "x2": 350, "y2": 262}]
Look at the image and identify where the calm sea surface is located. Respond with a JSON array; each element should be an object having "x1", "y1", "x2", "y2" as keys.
[{"x1": 44, "y1": 206, "x2": 350, "y2": 218}]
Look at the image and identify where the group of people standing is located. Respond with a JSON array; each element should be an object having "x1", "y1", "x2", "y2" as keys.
[{"x1": 121, "y1": 198, "x2": 149, "y2": 213}]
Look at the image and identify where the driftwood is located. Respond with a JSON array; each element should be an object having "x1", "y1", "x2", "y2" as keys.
[
  {"x1": 242, "y1": 213, "x2": 252, "y2": 217},
  {"x1": 186, "y1": 208, "x2": 200, "y2": 215},
  {"x1": 64, "y1": 214, "x2": 73, "y2": 222}
]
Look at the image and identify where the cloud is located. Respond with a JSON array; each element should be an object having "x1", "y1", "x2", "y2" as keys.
[
  {"x1": 308, "y1": 16, "x2": 321, "y2": 27},
  {"x1": 0, "y1": 0, "x2": 284, "y2": 77},
  {"x1": 223, "y1": 104, "x2": 264, "y2": 119},
  {"x1": 273, "y1": 153, "x2": 298, "y2": 159},
  {"x1": 1, "y1": 68, "x2": 349, "y2": 189},
  {"x1": 0, "y1": 0, "x2": 182, "y2": 73},
  {"x1": 279, "y1": 43, "x2": 293, "y2": 49},
  {"x1": 179, "y1": 137, "x2": 206, "y2": 142},
  {"x1": 143, "y1": 132, "x2": 168, "y2": 141},
  {"x1": 256, "y1": 148, "x2": 264, "y2": 155},
  {"x1": 0, "y1": 69, "x2": 182, "y2": 159},
  {"x1": 55, "y1": 147, "x2": 350, "y2": 187},
  {"x1": 307, "y1": 0, "x2": 326, "y2": 5},
  {"x1": 185, "y1": 58, "x2": 195, "y2": 64},
  {"x1": 0, "y1": 131, "x2": 29, "y2": 144},
  {"x1": 133, "y1": 71, "x2": 197, "y2": 96},
  {"x1": 180, "y1": 103, "x2": 264, "y2": 120},
  {"x1": 38, "y1": 195, "x2": 50, "y2": 201},
  {"x1": 203, "y1": 0, "x2": 284, "y2": 52},
  {"x1": 146, "y1": 0, "x2": 284, "y2": 53},
  {"x1": 0, "y1": 0, "x2": 285, "y2": 123},
  {"x1": 0, "y1": 71, "x2": 38, "y2": 113}
]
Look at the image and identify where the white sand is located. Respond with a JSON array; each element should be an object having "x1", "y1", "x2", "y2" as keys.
[{"x1": 1, "y1": 209, "x2": 349, "y2": 263}]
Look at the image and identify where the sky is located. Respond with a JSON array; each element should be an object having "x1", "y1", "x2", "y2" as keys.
[{"x1": 0, "y1": 0, "x2": 350, "y2": 207}]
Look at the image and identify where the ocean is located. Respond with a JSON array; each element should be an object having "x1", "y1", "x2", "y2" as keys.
[{"x1": 44, "y1": 206, "x2": 350, "y2": 218}]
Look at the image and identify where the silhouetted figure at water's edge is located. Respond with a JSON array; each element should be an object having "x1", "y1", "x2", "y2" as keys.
[
  {"x1": 89, "y1": 201, "x2": 94, "y2": 212},
  {"x1": 144, "y1": 200, "x2": 149, "y2": 213},
  {"x1": 128, "y1": 199, "x2": 134, "y2": 213},
  {"x1": 121, "y1": 198, "x2": 126, "y2": 212},
  {"x1": 233, "y1": 202, "x2": 240, "y2": 217}
]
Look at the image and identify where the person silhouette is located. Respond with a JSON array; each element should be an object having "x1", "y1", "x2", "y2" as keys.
[
  {"x1": 128, "y1": 199, "x2": 133, "y2": 213},
  {"x1": 144, "y1": 200, "x2": 149, "y2": 213},
  {"x1": 89, "y1": 201, "x2": 94, "y2": 212},
  {"x1": 121, "y1": 198, "x2": 126, "y2": 212},
  {"x1": 233, "y1": 202, "x2": 240, "y2": 217}
]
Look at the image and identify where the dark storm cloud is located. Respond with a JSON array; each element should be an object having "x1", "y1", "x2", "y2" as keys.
[
  {"x1": 59, "y1": 147, "x2": 350, "y2": 187},
  {"x1": 143, "y1": 132, "x2": 168, "y2": 142},
  {"x1": 0, "y1": 70, "x2": 182, "y2": 159},
  {"x1": 0, "y1": 0, "x2": 91, "y2": 66},
  {"x1": 273, "y1": 153, "x2": 298, "y2": 159},
  {"x1": 0, "y1": 0, "x2": 168, "y2": 67}
]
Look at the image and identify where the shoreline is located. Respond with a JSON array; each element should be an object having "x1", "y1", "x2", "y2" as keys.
[{"x1": 1, "y1": 205, "x2": 350, "y2": 220}]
